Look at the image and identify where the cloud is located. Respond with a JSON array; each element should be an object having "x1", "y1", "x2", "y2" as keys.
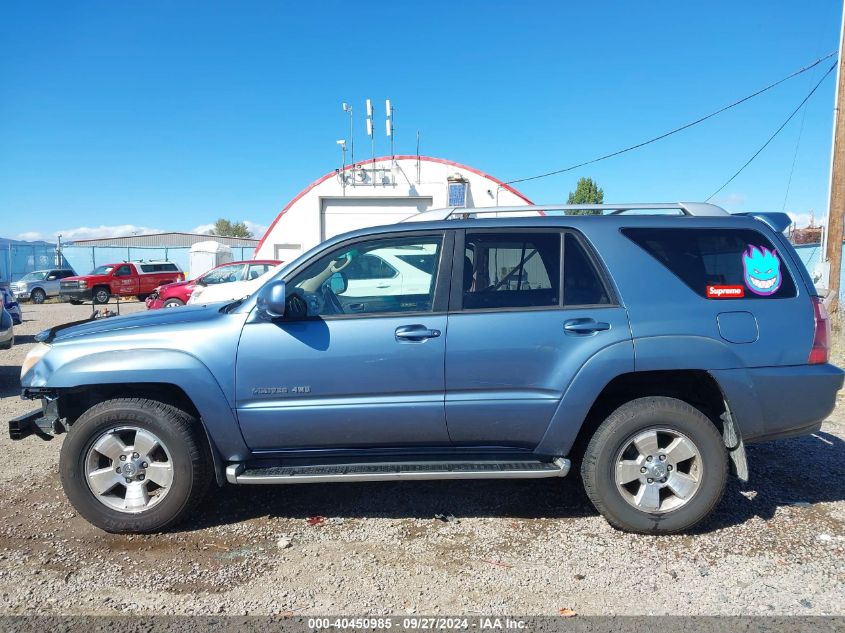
[
  {"x1": 17, "y1": 219, "x2": 269, "y2": 243},
  {"x1": 191, "y1": 220, "x2": 268, "y2": 239},
  {"x1": 191, "y1": 223, "x2": 216, "y2": 235},
  {"x1": 711, "y1": 193, "x2": 747, "y2": 210},
  {"x1": 787, "y1": 211, "x2": 821, "y2": 229},
  {"x1": 244, "y1": 220, "x2": 268, "y2": 238},
  {"x1": 16, "y1": 224, "x2": 165, "y2": 242}
]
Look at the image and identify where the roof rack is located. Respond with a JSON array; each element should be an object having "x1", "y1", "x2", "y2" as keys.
[{"x1": 402, "y1": 202, "x2": 730, "y2": 223}]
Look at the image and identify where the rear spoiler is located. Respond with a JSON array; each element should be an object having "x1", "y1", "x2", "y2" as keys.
[{"x1": 733, "y1": 212, "x2": 792, "y2": 233}]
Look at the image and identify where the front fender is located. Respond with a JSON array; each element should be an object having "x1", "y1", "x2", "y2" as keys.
[{"x1": 28, "y1": 348, "x2": 250, "y2": 461}]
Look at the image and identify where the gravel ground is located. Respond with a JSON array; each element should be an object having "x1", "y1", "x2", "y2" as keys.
[{"x1": 0, "y1": 302, "x2": 843, "y2": 616}]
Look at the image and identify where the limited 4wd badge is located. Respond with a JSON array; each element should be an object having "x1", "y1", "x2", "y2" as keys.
[{"x1": 742, "y1": 245, "x2": 781, "y2": 296}]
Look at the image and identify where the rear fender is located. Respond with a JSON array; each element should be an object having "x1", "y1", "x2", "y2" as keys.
[{"x1": 535, "y1": 340, "x2": 635, "y2": 456}]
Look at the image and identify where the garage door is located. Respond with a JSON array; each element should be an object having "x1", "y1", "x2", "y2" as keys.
[{"x1": 321, "y1": 197, "x2": 434, "y2": 240}]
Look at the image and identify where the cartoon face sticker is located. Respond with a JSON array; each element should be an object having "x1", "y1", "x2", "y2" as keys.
[{"x1": 742, "y1": 245, "x2": 781, "y2": 296}]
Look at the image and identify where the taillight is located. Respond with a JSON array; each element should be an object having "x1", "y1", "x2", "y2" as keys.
[{"x1": 809, "y1": 296, "x2": 830, "y2": 364}]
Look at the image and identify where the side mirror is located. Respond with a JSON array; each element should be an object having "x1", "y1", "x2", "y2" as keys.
[
  {"x1": 328, "y1": 271, "x2": 348, "y2": 294},
  {"x1": 256, "y1": 280, "x2": 287, "y2": 319}
]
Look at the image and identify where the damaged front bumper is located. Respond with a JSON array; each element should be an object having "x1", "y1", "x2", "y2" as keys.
[{"x1": 8, "y1": 392, "x2": 64, "y2": 441}]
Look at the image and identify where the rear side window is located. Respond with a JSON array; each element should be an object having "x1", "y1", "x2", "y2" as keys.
[
  {"x1": 463, "y1": 232, "x2": 560, "y2": 309},
  {"x1": 623, "y1": 228, "x2": 797, "y2": 299},
  {"x1": 564, "y1": 234, "x2": 611, "y2": 306},
  {"x1": 140, "y1": 263, "x2": 178, "y2": 273}
]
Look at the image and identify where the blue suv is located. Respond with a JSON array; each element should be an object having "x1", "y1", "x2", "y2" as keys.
[{"x1": 10, "y1": 203, "x2": 843, "y2": 534}]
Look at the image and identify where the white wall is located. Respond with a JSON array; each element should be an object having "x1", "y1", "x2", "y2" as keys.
[{"x1": 255, "y1": 156, "x2": 531, "y2": 261}]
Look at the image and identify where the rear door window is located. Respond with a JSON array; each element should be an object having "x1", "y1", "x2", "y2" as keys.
[
  {"x1": 462, "y1": 232, "x2": 560, "y2": 309},
  {"x1": 623, "y1": 228, "x2": 797, "y2": 299}
]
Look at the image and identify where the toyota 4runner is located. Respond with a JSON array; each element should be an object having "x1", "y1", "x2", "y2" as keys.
[{"x1": 9, "y1": 203, "x2": 843, "y2": 534}]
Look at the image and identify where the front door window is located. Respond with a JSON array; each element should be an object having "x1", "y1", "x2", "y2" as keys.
[{"x1": 287, "y1": 236, "x2": 443, "y2": 316}]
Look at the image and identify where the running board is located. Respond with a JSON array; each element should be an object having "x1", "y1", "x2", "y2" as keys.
[{"x1": 225, "y1": 458, "x2": 570, "y2": 485}]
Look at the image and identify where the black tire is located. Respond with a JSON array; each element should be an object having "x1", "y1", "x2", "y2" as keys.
[
  {"x1": 163, "y1": 298, "x2": 185, "y2": 308},
  {"x1": 137, "y1": 294, "x2": 149, "y2": 301},
  {"x1": 60, "y1": 398, "x2": 212, "y2": 533},
  {"x1": 92, "y1": 286, "x2": 111, "y2": 304},
  {"x1": 30, "y1": 288, "x2": 46, "y2": 304},
  {"x1": 69, "y1": 300, "x2": 83, "y2": 305},
  {"x1": 581, "y1": 396, "x2": 727, "y2": 534}
]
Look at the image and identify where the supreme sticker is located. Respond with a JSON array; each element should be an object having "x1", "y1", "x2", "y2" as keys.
[{"x1": 707, "y1": 285, "x2": 745, "y2": 299}]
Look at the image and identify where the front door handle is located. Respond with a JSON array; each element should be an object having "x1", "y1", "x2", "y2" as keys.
[
  {"x1": 395, "y1": 325, "x2": 441, "y2": 342},
  {"x1": 563, "y1": 318, "x2": 611, "y2": 335}
]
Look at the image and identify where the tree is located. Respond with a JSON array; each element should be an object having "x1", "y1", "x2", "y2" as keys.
[
  {"x1": 211, "y1": 218, "x2": 252, "y2": 238},
  {"x1": 566, "y1": 177, "x2": 604, "y2": 215}
]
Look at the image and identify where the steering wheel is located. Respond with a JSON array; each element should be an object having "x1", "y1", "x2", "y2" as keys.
[
  {"x1": 300, "y1": 291, "x2": 326, "y2": 315},
  {"x1": 321, "y1": 282, "x2": 345, "y2": 314}
]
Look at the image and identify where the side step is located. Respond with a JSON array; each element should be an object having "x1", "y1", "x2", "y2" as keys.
[{"x1": 226, "y1": 458, "x2": 570, "y2": 485}]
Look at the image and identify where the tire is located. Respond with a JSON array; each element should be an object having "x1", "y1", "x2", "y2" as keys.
[
  {"x1": 581, "y1": 396, "x2": 727, "y2": 534},
  {"x1": 30, "y1": 288, "x2": 46, "y2": 304},
  {"x1": 69, "y1": 300, "x2": 83, "y2": 305},
  {"x1": 137, "y1": 294, "x2": 148, "y2": 301},
  {"x1": 163, "y1": 298, "x2": 184, "y2": 308},
  {"x1": 60, "y1": 398, "x2": 212, "y2": 533},
  {"x1": 92, "y1": 286, "x2": 110, "y2": 304}
]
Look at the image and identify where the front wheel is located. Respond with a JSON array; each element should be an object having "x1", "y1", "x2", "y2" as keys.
[
  {"x1": 60, "y1": 398, "x2": 212, "y2": 533},
  {"x1": 581, "y1": 396, "x2": 727, "y2": 534},
  {"x1": 92, "y1": 286, "x2": 111, "y2": 304},
  {"x1": 163, "y1": 298, "x2": 185, "y2": 308},
  {"x1": 30, "y1": 288, "x2": 46, "y2": 304}
]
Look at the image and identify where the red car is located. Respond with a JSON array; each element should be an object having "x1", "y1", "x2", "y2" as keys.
[
  {"x1": 60, "y1": 261, "x2": 184, "y2": 304},
  {"x1": 145, "y1": 259, "x2": 281, "y2": 309}
]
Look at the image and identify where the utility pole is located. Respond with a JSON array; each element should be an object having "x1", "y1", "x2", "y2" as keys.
[{"x1": 824, "y1": 6, "x2": 845, "y2": 313}]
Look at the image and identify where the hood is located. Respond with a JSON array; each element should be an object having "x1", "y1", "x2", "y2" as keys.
[
  {"x1": 158, "y1": 278, "x2": 195, "y2": 292},
  {"x1": 48, "y1": 303, "x2": 225, "y2": 343},
  {"x1": 61, "y1": 275, "x2": 90, "y2": 282}
]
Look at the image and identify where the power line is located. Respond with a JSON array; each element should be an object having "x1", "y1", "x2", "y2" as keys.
[
  {"x1": 781, "y1": 92, "x2": 811, "y2": 211},
  {"x1": 504, "y1": 51, "x2": 837, "y2": 186},
  {"x1": 705, "y1": 61, "x2": 836, "y2": 202}
]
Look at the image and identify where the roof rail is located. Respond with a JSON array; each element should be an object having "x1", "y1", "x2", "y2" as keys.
[{"x1": 402, "y1": 202, "x2": 730, "y2": 223}]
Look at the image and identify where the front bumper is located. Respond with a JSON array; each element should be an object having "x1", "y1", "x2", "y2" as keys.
[
  {"x1": 8, "y1": 398, "x2": 63, "y2": 441},
  {"x1": 60, "y1": 288, "x2": 92, "y2": 302}
]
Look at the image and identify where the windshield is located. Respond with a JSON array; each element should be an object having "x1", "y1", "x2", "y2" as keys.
[
  {"x1": 89, "y1": 265, "x2": 115, "y2": 275},
  {"x1": 20, "y1": 271, "x2": 48, "y2": 281}
]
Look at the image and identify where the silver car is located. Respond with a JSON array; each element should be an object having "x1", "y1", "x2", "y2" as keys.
[
  {"x1": 11, "y1": 269, "x2": 76, "y2": 304},
  {"x1": 0, "y1": 306, "x2": 12, "y2": 350}
]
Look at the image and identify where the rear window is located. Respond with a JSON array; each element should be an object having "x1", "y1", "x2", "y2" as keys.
[{"x1": 623, "y1": 228, "x2": 796, "y2": 299}]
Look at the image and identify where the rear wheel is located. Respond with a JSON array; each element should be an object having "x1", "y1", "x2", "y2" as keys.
[
  {"x1": 60, "y1": 398, "x2": 212, "y2": 533},
  {"x1": 30, "y1": 288, "x2": 46, "y2": 304},
  {"x1": 163, "y1": 298, "x2": 184, "y2": 308},
  {"x1": 92, "y1": 286, "x2": 110, "y2": 304},
  {"x1": 581, "y1": 396, "x2": 727, "y2": 534}
]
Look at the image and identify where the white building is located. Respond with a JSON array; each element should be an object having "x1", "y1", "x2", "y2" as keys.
[{"x1": 254, "y1": 155, "x2": 533, "y2": 262}]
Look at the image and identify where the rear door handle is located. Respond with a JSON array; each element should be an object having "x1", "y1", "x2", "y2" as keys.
[
  {"x1": 395, "y1": 325, "x2": 441, "y2": 342},
  {"x1": 563, "y1": 318, "x2": 611, "y2": 335}
]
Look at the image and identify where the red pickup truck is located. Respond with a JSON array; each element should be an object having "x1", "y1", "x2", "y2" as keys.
[{"x1": 59, "y1": 261, "x2": 185, "y2": 304}]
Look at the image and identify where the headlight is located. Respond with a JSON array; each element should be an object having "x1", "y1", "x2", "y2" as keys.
[
  {"x1": 188, "y1": 287, "x2": 203, "y2": 303},
  {"x1": 78, "y1": 281, "x2": 88, "y2": 288},
  {"x1": 21, "y1": 343, "x2": 51, "y2": 380}
]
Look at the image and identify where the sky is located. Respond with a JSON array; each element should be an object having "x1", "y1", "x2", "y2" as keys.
[{"x1": 1, "y1": 0, "x2": 842, "y2": 242}]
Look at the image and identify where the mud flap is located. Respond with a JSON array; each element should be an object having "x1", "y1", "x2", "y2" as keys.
[{"x1": 721, "y1": 403, "x2": 749, "y2": 482}]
